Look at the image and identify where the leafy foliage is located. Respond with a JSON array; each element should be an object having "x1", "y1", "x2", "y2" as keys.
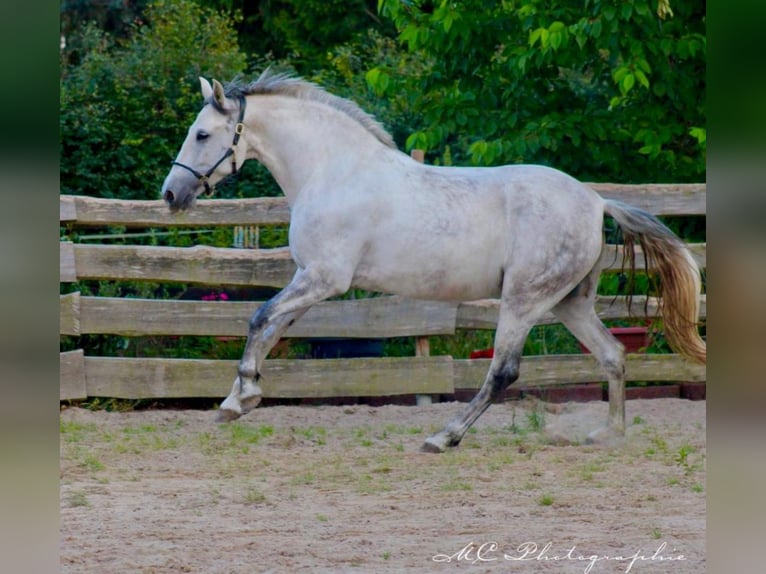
[
  {"x1": 376, "y1": 0, "x2": 706, "y2": 183},
  {"x1": 311, "y1": 29, "x2": 428, "y2": 150},
  {"x1": 199, "y1": 1, "x2": 390, "y2": 73},
  {"x1": 60, "y1": 0, "x2": 248, "y2": 200}
]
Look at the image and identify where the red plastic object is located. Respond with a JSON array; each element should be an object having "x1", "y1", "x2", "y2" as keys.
[
  {"x1": 470, "y1": 326, "x2": 649, "y2": 359},
  {"x1": 469, "y1": 348, "x2": 494, "y2": 359}
]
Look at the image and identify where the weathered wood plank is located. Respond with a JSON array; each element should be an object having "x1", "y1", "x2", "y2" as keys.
[
  {"x1": 589, "y1": 183, "x2": 706, "y2": 216},
  {"x1": 60, "y1": 292, "x2": 81, "y2": 336},
  {"x1": 67, "y1": 293, "x2": 706, "y2": 337},
  {"x1": 457, "y1": 295, "x2": 707, "y2": 330},
  {"x1": 60, "y1": 350, "x2": 87, "y2": 400},
  {"x1": 61, "y1": 195, "x2": 292, "y2": 227},
  {"x1": 76, "y1": 353, "x2": 703, "y2": 400},
  {"x1": 75, "y1": 295, "x2": 457, "y2": 338},
  {"x1": 83, "y1": 356, "x2": 454, "y2": 399},
  {"x1": 454, "y1": 354, "x2": 706, "y2": 390},
  {"x1": 60, "y1": 186, "x2": 705, "y2": 227},
  {"x1": 60, "y1": 195, "x2": 77, "y2": 222},
  {"x1": 66, "y1": 242, "x2": 705, "y2": 286},
  {"x1": 70, "y1": 243, "x2": 296, "y2": 287},
  {"x1": 60, "y1": 242, "x2": 77, "y2": 282}
]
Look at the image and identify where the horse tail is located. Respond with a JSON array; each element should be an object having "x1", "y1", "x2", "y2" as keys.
[{"x1": 604, "y1": 199, "x2": 706, "y2": 364}]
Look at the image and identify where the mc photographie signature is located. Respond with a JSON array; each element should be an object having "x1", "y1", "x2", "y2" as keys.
[{"x1": 432, "y1": 541, "x2": 686, "y2": 573}]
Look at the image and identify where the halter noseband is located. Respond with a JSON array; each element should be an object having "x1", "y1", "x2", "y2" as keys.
[{"x1": 171, "y1": 95, "x2": 247, "y2": 196}]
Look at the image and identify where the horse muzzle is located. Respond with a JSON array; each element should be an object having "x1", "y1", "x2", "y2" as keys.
[{"x1": 161, "y1": 177, "x2": 201, "y2": 213}]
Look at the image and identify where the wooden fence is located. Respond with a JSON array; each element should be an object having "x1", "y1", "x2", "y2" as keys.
[{"x1": 60, "y1": 182, "x2": 706, "y2": 403}]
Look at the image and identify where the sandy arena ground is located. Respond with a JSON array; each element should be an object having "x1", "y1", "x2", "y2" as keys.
[{"x1": 60, "y1": 398, "x2": 705, "y2": 573}]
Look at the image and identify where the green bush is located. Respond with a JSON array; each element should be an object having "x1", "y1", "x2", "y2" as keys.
[
  {"x1": 60, "y1": 0, "x2": 248, "y2": 200},
  {"x1": 377, "y1": 0, "x2": 706, "y2": 184}
]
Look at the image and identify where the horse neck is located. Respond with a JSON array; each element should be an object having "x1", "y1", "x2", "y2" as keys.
[{"x1": 243, "y1": 95, "x2": 390, "y2": 203}]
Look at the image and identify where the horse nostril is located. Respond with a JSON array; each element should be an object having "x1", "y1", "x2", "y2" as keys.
[{"x1": 163, "y1": 189, "x2": 175, "y2": 204}]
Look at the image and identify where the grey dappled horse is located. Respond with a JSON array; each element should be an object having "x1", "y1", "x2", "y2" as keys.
[{"x1": 161, "y1": 70, "x2": 705, "y2": 452}]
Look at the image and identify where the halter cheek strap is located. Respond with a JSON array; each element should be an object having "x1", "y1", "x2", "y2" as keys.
[{"x1": 172, "y1": 95, "x2": 247, "y2": 196}]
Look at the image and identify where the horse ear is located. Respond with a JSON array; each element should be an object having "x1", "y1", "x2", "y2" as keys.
[
  {"x1": 199, "y1": 77, "x2": 213, "y2": 101},
  {"x1": 212, "y1": 79, "x2": 226, "y2": 109}
]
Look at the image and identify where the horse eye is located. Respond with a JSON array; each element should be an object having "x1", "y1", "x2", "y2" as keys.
[{"x1": 196, "y1": 130, "x2": 209, "y2": 141}]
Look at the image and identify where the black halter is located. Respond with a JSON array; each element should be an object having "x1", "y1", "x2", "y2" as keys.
[{"x1": 171, "y1": 95, "x2": 247, "y2": 196}]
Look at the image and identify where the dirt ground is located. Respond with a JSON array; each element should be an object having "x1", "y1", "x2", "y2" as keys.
[{"x1": 60, "y1": 397, "x2": 705, "y2": 573}]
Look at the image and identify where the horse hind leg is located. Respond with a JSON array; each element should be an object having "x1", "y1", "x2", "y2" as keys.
[
  {"x1": 422, "y1": 305, "x2": 537, "y2": 453},
  {"x1": 552, "y1": 281, "x2": 626, "y2": 442}
]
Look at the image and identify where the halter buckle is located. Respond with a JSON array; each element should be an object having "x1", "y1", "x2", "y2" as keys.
[{"x1": 235, "y1": 123, "x2": 245, "y2": 135}]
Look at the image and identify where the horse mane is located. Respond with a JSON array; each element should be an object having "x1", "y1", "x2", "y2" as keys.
[{"x1": 216, "y1": 69, "x2": 397, "y2": 150}]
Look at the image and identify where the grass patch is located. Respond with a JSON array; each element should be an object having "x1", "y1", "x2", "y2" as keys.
[
  {"x1": 80, "y1": 454, "x2": 105, "y2": 472},
  {"x1": 644, "y1": 434, "x2": 669, "y2": 458},
  {"x1": 674, "y1": 443, "x2": 704, "y2": 475},
  {"x1": 60, "y1": 420, "x2": 99, "y2": 443},
  {"x1": 65, "y1": 491, "x2": 90, "y2": 508},
  {"x1": 122, "y1": 424, "x2": 158, "y2": 435},
  {"x1": 383, "y1": 424, "x2": 424, "y2": 436},
  {"x1": 244, "y1": 486, "x2": 267, "y2": 504},
  {"x1": 525, "y1": 408, "x2": 546, "y2": 433},
  {"x1": 294, "y1": 426, "x2": 327, "y2": 445},
  {"x1": 538, "y1": 494, "x2": 555, "y2": 506},
  {"x1": 440, "y1": 480, "x2": 473, "y2": 492},
  {"x1": 290, "y1": 471, "x2": 317, "y2": 486},
  {"x1": 579, "y1": 461, "x2": 606, "y2": 481},
  {"x1": 487, "y1": 453, "x2": 515, "y2": 471},
  {"x1": 229, "y1": 423, "x2": 275, "y2": 445},
  {"x1": 355, "y1": 471, "x2": 394, "y2": 495}
]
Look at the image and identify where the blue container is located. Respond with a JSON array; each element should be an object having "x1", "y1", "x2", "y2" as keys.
[{"x1": 309, "y1": 338, "x2": 384, "y2": 359}]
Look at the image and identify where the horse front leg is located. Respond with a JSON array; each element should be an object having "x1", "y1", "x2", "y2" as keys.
[
  {"x1": 216, "y1": 307, "x2": 306, "y2": 421},
  {"x1": 216, "y1": 267, "x2": 348, "y2": 422}
]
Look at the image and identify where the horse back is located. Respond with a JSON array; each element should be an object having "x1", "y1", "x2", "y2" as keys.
[{"x1": 289, "y1": 159, "x2": 605, "y2": 301}]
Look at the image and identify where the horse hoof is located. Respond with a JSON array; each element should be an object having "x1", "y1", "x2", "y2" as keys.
[
  {"x1": 585, "y1": 426, "x2": 624, "y2": 446},
  {"x1": 215, "y1": 408, "x2": 241, "y2": 423},
  {"x1": 240, "y1": 394, "x2": 262, "y2": 414},
  {"x1": 420, "y1": 438, "x2": 446, "y2": 454}
]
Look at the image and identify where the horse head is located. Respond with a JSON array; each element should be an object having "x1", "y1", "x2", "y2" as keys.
[{"x1": 161, "y1": 78, "x2": 246, "y2": 212}]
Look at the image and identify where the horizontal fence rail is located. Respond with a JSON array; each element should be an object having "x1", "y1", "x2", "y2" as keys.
[
  {"x1": 60, "y1": 292, "x2": 706, "y2": 338},
  {"x1": 60, "y1": 183, "x2": 705, "y2": 228},
  {"x1": 60, "y1": 195, "x2": 292, "y2": 227},
  {"x1": 60, "y1": 183, "x2": 706, "y2": 402},
  {"x1": 60, "y1": 351, "x2": 706, "y2": 402},
  {"x1": 59, "y1": 242, "x2": 707, "y2": 286}
]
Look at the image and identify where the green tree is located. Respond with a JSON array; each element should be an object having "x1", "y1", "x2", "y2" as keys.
[
  {"x1": 60, "y1": 0, "x2": 248, "y2": 200},
  {"x1": 60, "y1": 0, "x2": 151, "y2": 49},
  {"x1": 374, "y1": 0, "x2": 705, "y2": 183},
  {"x1": 202, "y1": 0, "x2": 391, "y2": 73},
  {"x1": 310, "y1": 29, "x2": 428, "y2": 149}
]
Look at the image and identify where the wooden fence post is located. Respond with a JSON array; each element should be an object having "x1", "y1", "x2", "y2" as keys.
[{"x1": 411, "y1": 149, "x2": 435, "y2": 406}]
